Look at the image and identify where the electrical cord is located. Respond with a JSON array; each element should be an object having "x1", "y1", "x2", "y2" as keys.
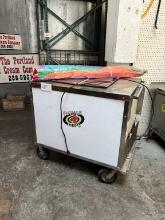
[
  {"x1": 60, "y1": 91, "x2": 70, "y2": 154},
  {"x1": 155, "y1": 0, "x2": 162, "y2": 29},
  {"x1": 59, "y1": 80, "x2": 92, "y2": 155},
  {"x1": 121, "y1": 78, "x2": 154, "y2": 137},
  {"x1": 121, "y1": 78, "x2": 153, "y2": 102},
  {"x1": 35, "y1": 77, "x2": 153, "y2": 141},
  {"x1": 59, "y1": 78, "x2": 120, "y2": 154},
  {"x1": 60, "y1": 77, "x2": 153, "y2": 151}
]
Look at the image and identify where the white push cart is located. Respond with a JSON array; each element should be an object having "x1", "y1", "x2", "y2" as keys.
[{"x1": 31, "y1": 79, "x2": 144, "y2": 183}]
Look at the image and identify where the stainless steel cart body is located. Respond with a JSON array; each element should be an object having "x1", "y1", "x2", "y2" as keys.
[{"x1": 32, "y1": 79, "x2": 144, "y2": 182}]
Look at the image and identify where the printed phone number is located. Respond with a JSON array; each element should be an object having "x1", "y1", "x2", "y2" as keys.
[{"x1": 8, "y1": 74, "x2": 33, "y2": 82}]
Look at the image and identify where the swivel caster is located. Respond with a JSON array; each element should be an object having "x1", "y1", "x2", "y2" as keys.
[
  {"x1": 98, "y1": 168, "x2": 117, "y2": 184},
  {"x1": 37, "y1": 146, "x2": 49, "y2": 160}
]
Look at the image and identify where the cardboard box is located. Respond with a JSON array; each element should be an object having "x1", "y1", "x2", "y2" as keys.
[{"x1": 2, "y1": 94, "x2": 25, "y2": 111}]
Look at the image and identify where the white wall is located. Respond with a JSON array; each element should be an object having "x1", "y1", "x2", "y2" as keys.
[{"x1": 105, "y1": 0, "x2": 142, "y2": 63}]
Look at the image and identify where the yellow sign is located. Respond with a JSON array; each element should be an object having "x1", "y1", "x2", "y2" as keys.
[{"x1": 161, "y1": 104, "x2": 165, "y2": 112}]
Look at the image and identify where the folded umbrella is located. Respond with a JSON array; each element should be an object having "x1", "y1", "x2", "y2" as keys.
[{"x1": 33, "y1": 65, "x2": 146, "y2": 81}]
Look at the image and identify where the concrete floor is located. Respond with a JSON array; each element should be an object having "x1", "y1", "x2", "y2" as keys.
[{"x1": 0, "y1": 108, "x2": 165, "y2": 220}]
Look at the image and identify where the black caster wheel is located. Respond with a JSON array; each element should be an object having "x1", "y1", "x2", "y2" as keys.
[
  {"x1": 147, "y1": 129, "x2": 153, "y2": 140},
  {"x1": 37, "y1": 146, "x2": 49, "y2": 160},
  {"x1": 98, "y1": 168, "x2": 117, "y2": 184}
]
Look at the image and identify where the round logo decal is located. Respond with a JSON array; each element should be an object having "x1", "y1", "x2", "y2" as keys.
[{"x1": 63, "y1": 111, "x2": 84, "y2": 127}]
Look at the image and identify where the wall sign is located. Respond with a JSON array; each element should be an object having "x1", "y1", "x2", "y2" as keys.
[
  {"x1": 0, "y1": 34, "x2": 22, "y2": 50},
  {"x1": 0, "y1": 54, "x2": 38, "y2": 83}
]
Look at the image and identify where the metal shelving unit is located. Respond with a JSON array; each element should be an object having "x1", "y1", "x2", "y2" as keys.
[{"x1": 36, "y1": 0, "x2": 107, "y2": 65}]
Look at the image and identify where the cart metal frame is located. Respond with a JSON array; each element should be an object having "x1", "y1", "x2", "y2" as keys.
[{"x1": 31, "y1": 80, "x2": 145, "y2": 183}]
